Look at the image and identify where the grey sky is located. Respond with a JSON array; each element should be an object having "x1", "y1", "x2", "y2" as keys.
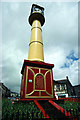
[{"x1": 1, "y1": 2, "x2": 78, "y2": 93}]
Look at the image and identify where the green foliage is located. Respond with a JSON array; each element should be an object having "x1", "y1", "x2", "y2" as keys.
[
  {"x1": 58, "y1": 100, "x2": 80, "y2": 117},
  {"x1": 59, "y1": 101, "x2": 80, "y2": 110},
  {"x1": 2, "y1": 98, "x2": 80, "y2": 120},
  {"x1": 2, "y1": 98, "x2": 44, "y2": 120}
]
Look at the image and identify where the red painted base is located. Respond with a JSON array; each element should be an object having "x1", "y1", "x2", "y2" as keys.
[
  {"x1": 19, "y1": 98, "x2": 56, "y2": 101},
  {"x1": 20, "y1": 60, "x2": 55, "y2": 100}
]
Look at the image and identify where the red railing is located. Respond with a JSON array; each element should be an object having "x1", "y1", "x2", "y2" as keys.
[
  {"x1": 49, "y1": 100, "x2": 78, "y2": 120},
  {"x1": 34, "y1": 100, "x2": 79, "y2": 119},
  {"x1": 49, "y1": 100, "x2": 71, "y2": 116}
]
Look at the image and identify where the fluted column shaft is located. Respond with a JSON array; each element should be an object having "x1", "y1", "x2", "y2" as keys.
[{"x1": 28, "y1": 20, "x2": 44, "y2": 61}]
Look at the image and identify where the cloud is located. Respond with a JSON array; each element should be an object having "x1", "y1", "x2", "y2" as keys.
[
  {"x1": 2, "y1": 2, "x2": 78, "y2": 93},
  {"x1": 61, "y1": 50, "x2": 79, "y2": 68},
  {"x1": 43, "y1": 2, "x2": 78, "y2": 51}
]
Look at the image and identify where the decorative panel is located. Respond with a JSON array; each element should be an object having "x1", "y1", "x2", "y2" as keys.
[
  {"x1": 31, "y1": 68, "x2": 39, "y2": 74},
  {"x1": 27, "y1": 68, "x2": 34, "y2": 94},
  {"x1": 35, "y1": 74, "x2": 44, "y2": 90},
  {"x1": 46, "y1": 71, "x2": 52, "y2": 95},
  {"x1": 41, "y1": 69, "x2": 47, "y2": 75},
  {"x1": 25, "y1": 66, "x2": 54, "y2": 99}
]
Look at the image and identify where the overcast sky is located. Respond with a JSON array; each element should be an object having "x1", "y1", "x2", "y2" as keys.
[{"x1": 1, "y1": 2, "x2": 79, "y2": 93}]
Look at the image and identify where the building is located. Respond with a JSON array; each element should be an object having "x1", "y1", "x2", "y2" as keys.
[
  {"x1": 0, "y1": 82, "x2": 19, "y2": 98},
  {"x1": 74, "y1": 84, "x2": 80, "y2": 98},
  {"x1": 10, "y1": 91, "x2": 19, "y2": 97},
  {"x1": 0, "y1": 82, "x2": 11, "y2": 97},
  {"x1": 54, "y1": 76, "x2": 75, "y2": 98}
]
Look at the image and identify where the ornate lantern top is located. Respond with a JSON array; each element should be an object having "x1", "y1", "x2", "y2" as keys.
[
  {"x1": 31, "y1": 4, "x2": 44, "y2": 15},
  {"x1": 29, "y1": 4, "x2": 45, "y2": 26}
]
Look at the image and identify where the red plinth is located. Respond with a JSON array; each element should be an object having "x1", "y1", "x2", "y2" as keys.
[{"x1": 20, "y1": 60, "x2": 55, "y2": 100}]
